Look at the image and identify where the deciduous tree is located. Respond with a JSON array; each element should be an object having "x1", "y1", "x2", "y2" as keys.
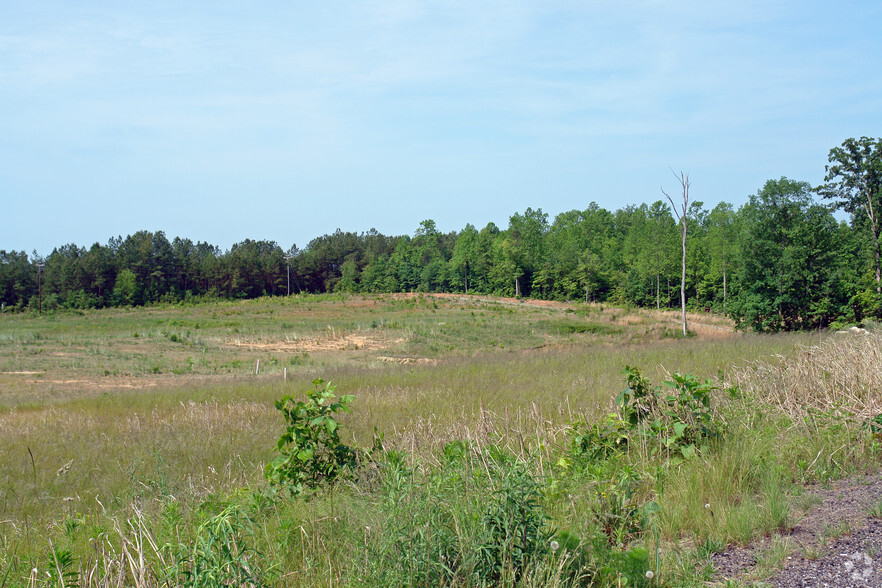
[{"x1": 817, "y1": 137, "x2": 882, "y2": 292}]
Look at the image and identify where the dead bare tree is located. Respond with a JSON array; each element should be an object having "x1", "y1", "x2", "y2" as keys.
[{"x1": 662, "y1": 170, "x2": 690, "y2": 337}]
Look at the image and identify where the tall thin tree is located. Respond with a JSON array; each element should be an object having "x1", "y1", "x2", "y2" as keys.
[{"x1": 662, "y1": 171, "x2": 690, "y2": 337}]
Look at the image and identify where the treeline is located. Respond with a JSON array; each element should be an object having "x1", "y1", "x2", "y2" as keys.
[{"x1": 2, "y1": 138, "x2": 881, "y2": 332}]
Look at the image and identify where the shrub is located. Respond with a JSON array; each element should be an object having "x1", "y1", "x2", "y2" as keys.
[
  {"x1": 264, "y1": 379, "x2": 357, "y2": 496},
  {"x1": 573, "y1": 366, "x2": 723, "y2": 464}
]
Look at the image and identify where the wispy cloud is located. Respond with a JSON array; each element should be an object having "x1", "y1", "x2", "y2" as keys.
[{"x1": 1, "y1": 1, "x2": 881, "y2": 252}]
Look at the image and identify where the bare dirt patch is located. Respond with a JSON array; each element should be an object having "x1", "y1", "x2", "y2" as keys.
[
  {"x1": 425, "y1": 292, "x2": 573, "y2": 309},
  {"x1": 226, "y1": 333, "x2": 403, "y2": 353},
  {"x1": 376, "y1": 356, "x2": 439, "y2": 365},
  {"x1": 23, "y1": 376, "x2": 160, "y2": 390}
]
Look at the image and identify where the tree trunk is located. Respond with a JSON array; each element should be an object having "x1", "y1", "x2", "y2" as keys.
[
  {"x1": 779, "y1": 239, "x2": 786, "y2": 324},
  {"x1": 464, "y1": 260, "x2": 469, "y2": 295},
  {"x1": 663, "y1": 170, "x2": 690, "y2": 337},
  {"x1": 680, "y1": 218, "x2": 687, "y2": 337},
  {"x1": 864, "y1": 189, "x2": 882, "y2": 293},
  {"x1": 656, "y1": 272, "x2": 660, "y2": 309},
  {"x1": 873, "y1": 227, "x2": 881, "y2": 294}
]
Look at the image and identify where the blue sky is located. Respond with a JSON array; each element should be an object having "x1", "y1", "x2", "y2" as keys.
[{"x1": 2, "y1": 1, "x2": 881, "y2": 255}]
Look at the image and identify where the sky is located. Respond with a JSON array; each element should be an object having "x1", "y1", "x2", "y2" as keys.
[{"x1": 2, "y1": 1, "x2": 881, "y2": 255}]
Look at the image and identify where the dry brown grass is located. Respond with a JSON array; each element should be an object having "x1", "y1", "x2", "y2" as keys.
[
  {"x1": 728, "y1": 330, "x2": 882, "y2": 421},
  {"x1": 379, "y1": 402, "x2": 576, "y2": 470}
]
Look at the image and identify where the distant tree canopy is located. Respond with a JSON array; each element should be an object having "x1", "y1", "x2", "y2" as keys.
[{"x1": 2, "y1": 138, "x2": 880, "y2": 331}]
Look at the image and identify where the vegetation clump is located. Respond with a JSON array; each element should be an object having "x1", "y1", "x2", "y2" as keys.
[
  {"x1": 264, "y1": 379, "x2": 356, "y2": 496},
  {"x1": 574, "y1": 367, "x2": 723, "y2": 464}
]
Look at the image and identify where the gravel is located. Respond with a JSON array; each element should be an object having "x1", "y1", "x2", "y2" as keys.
[{"x1": 711, "y1": 473, "x2": 882, "y2": 587}]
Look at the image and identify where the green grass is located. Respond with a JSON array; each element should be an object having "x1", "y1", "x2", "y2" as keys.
[{"x1": 0, "y1": 293, "x2": 875, "y2": 586}]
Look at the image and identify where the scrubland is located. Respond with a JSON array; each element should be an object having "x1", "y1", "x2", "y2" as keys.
[{"x1": 0, "y1": 294, "x2": 877, "y2": 586}]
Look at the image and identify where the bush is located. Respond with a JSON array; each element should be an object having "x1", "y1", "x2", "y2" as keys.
[
  {"x1": 573, "y1": 366, "x2": 724, "y2": 464},
  {"x1": 264, "y1": 379, "x2": 357, "y2": 496}
]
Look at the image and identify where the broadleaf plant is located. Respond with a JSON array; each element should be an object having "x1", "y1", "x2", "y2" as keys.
[{"x1": 265, "y1": 379, "x2": 356, "y2": 496}]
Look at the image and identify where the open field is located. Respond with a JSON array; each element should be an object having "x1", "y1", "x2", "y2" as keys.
[
  {"x1": 1, "y1": 294, "x2": 877, "y2": 587},
  {"x1": 0, "y1": 293, "x2": 736, "y2": 406}
]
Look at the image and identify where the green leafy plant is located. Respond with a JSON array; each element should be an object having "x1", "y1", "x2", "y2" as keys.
[
  {"x1": 619, "y1": 367, "x2": 722, "y2": 461},
  {"x1": 573, "y1": 366, "x2": 722, "y2": 465},
  {"x1": 593, "y1": 467, "x2": 645, "y2": 546},
  {"x1": 48, "y1": 542, "x2": 78, "y2": 587},
  {"x1": 166, "y1": 505, "x2": 267, "y2": 587},
  {"x1": 863, "y1": 413, "x2": 882, "y2": 440},
  {"x1": 369, "y1": 444, "x2": 555, "y2": 586},
  {"x1": 571, "y1": 413, "x2": 630, "y2": 461},
  {"x1": 617, "y1": 365, "x2": 659, "y2": 426},
  {"x1": 476, "y1": 449, "x2": 552, "y2": 584},
  {"x1": 264, "y1": 379, "x2": 356, "y2": 496}
]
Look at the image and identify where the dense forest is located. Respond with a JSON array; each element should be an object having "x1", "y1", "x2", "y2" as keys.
[{"x1": 2, "y1": 137, "x2": 881, "y2": 332}]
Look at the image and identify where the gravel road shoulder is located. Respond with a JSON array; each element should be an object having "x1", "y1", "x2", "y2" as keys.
[{"x1": 711, "y1": 473, "x2": 882, "y2": 587}]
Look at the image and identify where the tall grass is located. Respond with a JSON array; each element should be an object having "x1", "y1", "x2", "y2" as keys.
[
  {"x1": 729, "y1": 330, "x2": 882, "y2": 422},
  {"x1": 2, "y1": 295, "x2": 875, "y2": 586}
]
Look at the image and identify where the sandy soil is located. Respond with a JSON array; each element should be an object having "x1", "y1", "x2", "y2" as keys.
[{"x1": 226, "y1": 332, "x2": 403, "y2": 353}]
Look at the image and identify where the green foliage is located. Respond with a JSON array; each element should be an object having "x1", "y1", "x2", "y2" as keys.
[
  {"x1": 164, "y1": 505, "x2": 267, "y2": 587},
  {"x1": 475, "y1": 447, "x2": 552, "y2": 583},
  {"x1": 617, "y1": 365, "x2": 658, "y2": 427},
  {"x1": 863, "y1": 413, "x2": 882, "y2": 439},
  {"x1": 575, "y1": 366, "x2": 723, "y2": 464},
  {"x1": 47, "y1": 543, "x2": 77, "y2": 587},
  {"x1": 572, "y1": 413, "x2": 630, "y2": 460},
  {"x1": 112, "y1": 268, "x2": 139, "y2": 306},
  {"x1": 264, "y1": 379, "x2": 356, "y2": 496},
  {"x1": 730, "y1": 178, "x2": 847, "y2": 331},
  {"x1": 550, "y1": 529, "x2": 654, "y2": 588},
  {"x1": 367, "y1": 443, "x2": 556, "y2": 586},
  {"x1": 592, "y1": 467, "x2": 645, "y2": 546},
  {"x1": 817, "y1": 136, "x2": 882, "y2": 298}
]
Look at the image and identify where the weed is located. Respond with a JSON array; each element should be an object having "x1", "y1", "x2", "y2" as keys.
[
  {"x1": 47, "y1": 541, "x2": 77, "y2": 587},
  {"x1": 592, "y1": 467, "x2": 644, "y2": 546},
  {"x1": 476, "y1": 449, "x2": 551, "y2": 583},
  {"x1": 574, "y1": 367, "x2": 723, "y2": 464},
  {"x1": 751, "y1": 536, "x2": 794, "y2": 579},
  {"x1": 167, "y1": 505, "x2": 268, "y2": 586},
  {"x1": 821, "y1": 519, "x2": 851, "y2": 541},
  {"x1": 794, "y1": 491, "x2": 822, "y2": 515},
  {"x1": 866, "y1": 496, "x2": 882, "y2": 519}
]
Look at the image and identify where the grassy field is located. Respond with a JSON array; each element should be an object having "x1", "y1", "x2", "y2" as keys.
[{"x1": 1, "y1": 294, "x2": 876, "y2": 587}]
